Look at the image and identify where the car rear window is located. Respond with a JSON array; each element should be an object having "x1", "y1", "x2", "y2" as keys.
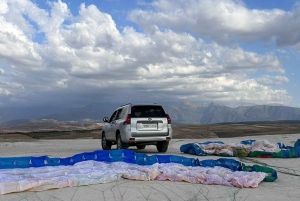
[{"x1": 131, "y1": 106, "x2": 166, "y2": 118}]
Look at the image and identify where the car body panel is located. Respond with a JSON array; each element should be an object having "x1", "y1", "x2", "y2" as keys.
[{"x1": 102, "y1": 103, "x2": 172, "y2": 146}]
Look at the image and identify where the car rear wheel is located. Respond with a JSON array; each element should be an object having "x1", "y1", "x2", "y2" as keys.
[
  {"x1": 156, "y1": 141, "x2": 169, "y2": 153},
  {"x1": 101, "y1": 133, "x2": 112, "y2": 150},
  {"x1": 136, "y1": 145, "x2": 146, "y2": 149},
  {"x1": 116, "y1": 134, "x2": 129, "y2": 149}
]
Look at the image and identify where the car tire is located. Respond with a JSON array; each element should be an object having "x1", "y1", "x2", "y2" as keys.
[
  {"x1": 102, "y1": 133, "x2": 112, "y2": 150},
  {"x1": 116, "y1": 134, "x2": 129, "y2": 149},
  {"x1": 136, "y1": 145, "x2": 146, "y2": 149},
  {"x1": 156, "y1": 141, "x2": 169, "y2": 153}
]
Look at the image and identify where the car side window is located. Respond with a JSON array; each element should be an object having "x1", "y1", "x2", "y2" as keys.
[
  {"x1": 115, "y1": 108, "x2": 124, "y2": 120},
  {"x1": 109, "y1": 111, "x2": 118, "y2": 123},
  {"x1": 117, "y1": 106, "x2": 128, "y2": 119}
]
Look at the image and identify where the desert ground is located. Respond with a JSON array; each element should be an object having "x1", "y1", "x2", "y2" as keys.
[
  {"x1": 1, "y1": 122, "x2": 300, "y2": 200},
  {"x1": 0, "y1": 132, "x2": 300, "y2": 200},
  {"x1": 1, "y1": 122, "x2": 300, "y2": 141}
]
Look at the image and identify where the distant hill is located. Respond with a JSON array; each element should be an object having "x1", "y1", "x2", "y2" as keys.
[
  {"x1": 1, "y1": 102, "x2": 300, "y2": 125},
  {"x1": 0, "y1": 107, "x2": 70, "y2": 124},
  {"x1": 35, "y1": 102, "x2": 300, "y2": 124},
  {"x1": 164, "y1": 102, "x2": 300, "y2": 124},
  {"x1": 0, "y1": 119, "x2": 102, "y2": 133},
  {"x1": 39, "y1": 103, "x2": 118, "y2": 122}
]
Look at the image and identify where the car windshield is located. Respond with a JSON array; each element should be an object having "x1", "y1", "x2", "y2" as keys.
[{"x1": 131, "y1": 106, "x2": 166, "y2": 118}]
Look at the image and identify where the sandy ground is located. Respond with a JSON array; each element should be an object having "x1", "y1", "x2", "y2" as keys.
[{"x1": 0, "y1": 133, "x2": 300, "y2": 200}]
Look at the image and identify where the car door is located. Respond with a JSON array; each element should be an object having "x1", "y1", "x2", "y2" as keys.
[
  {"x1": 106, "y1": 110, "x2": 118, "y2": 140},
  {"x1": 112, "y1": 108, "x2": 125, "y2": 136}
]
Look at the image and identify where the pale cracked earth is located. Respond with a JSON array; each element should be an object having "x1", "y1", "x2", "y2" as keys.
[{"x1": 0, "y1": 134, "x2": 300, "y2": 201}]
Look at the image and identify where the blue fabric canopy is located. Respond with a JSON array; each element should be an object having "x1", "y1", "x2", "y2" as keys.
[{"x1": 0, "y1": 149, "x2": 277, "y2": 182}]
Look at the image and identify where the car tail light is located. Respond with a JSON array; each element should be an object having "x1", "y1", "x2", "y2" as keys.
[
  {"x1": 166, "y1": 114, "x2": 171, "y2": 124},
  {"x1": 166, "y1": 137, "x2": 171, "y2": 141},
  {"x1": 124, "y1": 114, "x2": 131, "y2": 125}
]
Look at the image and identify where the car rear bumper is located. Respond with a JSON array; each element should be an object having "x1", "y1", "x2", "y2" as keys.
[
  {"x1": 120, "y1": 127, "x2": 172, "y2": 143},
  {"x1": 128, "y1": 136, "x2": 171, "y2": 143}
]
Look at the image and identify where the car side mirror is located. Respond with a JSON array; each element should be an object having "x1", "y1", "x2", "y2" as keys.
[{"x1": 103, "y1": 117, "x2": 109, "y2": 122}]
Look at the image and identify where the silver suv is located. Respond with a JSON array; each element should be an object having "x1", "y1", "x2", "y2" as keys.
[{"x1": 102, "y1": 103, "x2": 172, "y2": 152}]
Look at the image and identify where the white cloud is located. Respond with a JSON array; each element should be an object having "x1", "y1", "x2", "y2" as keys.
[
  {"x1": 56, "y1": 79, "x2": 68, "y2": 88},
  {"x1": 0, "y1": 0, "x2": 294, "y2": 107},
  {"x1": 129, "y1": 0, "x2": 300, "y2": 47},
  {"x1": 0, "y1": 1, "x2": 9, "y2": 14},
  {"x1": 0, "y1": 0, "x2": 44, "y2": 70},
  {"x1": 0, "y1": 81, "x2": 24, "y2": 96},
  {"x1": 63, "y1": 4, "x2": 121, "y2": 49},
  {"x1": 257, "y1": 75, "x2": 289, "y2": 86}
]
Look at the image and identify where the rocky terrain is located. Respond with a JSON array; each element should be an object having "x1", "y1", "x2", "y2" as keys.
[{"x1": 1, "y1": 120, "x2": 300, "y2": 142}]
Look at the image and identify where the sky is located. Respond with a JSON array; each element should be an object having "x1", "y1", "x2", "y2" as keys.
[{"x1": 1, "y1": 0, "x2": 300, "y2": 109}]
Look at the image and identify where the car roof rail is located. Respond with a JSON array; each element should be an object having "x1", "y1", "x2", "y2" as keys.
[{"x1": 120, "y1": 103, "x2": 131, "y2": 107}]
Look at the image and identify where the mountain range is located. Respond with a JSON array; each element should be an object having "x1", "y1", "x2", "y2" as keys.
[
  {"x1": 164, "y1": 102, "x2": 300, "y2": 124},
  {"x1": 1, "y1": 102, "x2": 300, "y2": 126}
]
